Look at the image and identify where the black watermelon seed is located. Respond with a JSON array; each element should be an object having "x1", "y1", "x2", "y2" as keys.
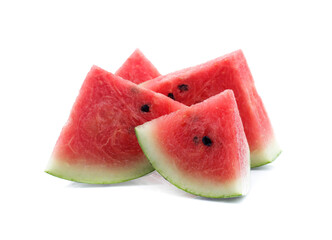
[
  {"x1": 141, "y1": 104, "x2": 150, "y2": 112},
  {"x1": 178, "y1": 84, "x2": 189, "y2": 92},
  {"x1": 193, "y1": 136, "x2": 199, "y2": 144},
  {"x1": 167, "y1": 93, "x2": 175, "y2": 100},
  {"x1": 202, "y1": 136, "x2": 212, "y2": 146}
]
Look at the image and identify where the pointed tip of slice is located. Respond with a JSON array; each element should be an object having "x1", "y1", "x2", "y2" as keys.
[
  {"x1": 115, "y1": 49, "x2": 160, "y2": 84},
  {"x1": 132, "y1": 48, "x2": 143, "y2": 56}
]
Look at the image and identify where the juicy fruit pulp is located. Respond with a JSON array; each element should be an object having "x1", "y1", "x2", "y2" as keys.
[
  {"x1": 140, "y1": 50, "x2": 281, "y2": 167},
  {"x1": 46, "y1": 66, "x2": 184, "y2": 184},
  {"x1": 115, "y1": 49, "x2": 160, "y2": 84},
  {"x1": 136, "y1": 90, "x2": 250, "y2": 198}
]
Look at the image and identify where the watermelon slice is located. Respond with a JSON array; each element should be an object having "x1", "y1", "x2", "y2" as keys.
[
  {"x1": 115, "y1": 49, "x2": 160, "y2": 84},
  {"x1": 46, "y1": 66, "x2": 184, "y2": 184},
  {"x1": 135, "y1": 90, "x2": 250, "y2": 198},
  {"x1": 140, "y1": 50, "x2": 281, "y2": 167}
]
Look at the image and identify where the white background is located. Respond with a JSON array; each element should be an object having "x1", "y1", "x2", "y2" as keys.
[{"x1": 1, "y1": 0, "x2": 331, "y2": 239}]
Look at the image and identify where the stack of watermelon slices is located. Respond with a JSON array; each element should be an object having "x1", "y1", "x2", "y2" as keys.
[{"x1": 46, "y1": 49, "x2": 281, "y2": 198}]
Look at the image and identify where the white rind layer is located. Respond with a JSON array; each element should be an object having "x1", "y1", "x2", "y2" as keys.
[
  {"x1": 45, "y1": 157, "x2": 154, "y2": 184},
  {"x1": 250, "y1": 138, "x2": 282, "y2": 168},
  {"x1": 135, "y1": 123, "x2": 250, "y2": 198}
]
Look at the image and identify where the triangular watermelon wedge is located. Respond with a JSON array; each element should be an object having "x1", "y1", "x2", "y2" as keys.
[
  {"x1": 135, "y1": 90, "x2": 250, "y2": 198},
  {"x1": 115, "y1": 49, "x2": 160, "y2": 84},
  {"x1": 140, "y1": 50, "x2": 281, "y2": 167},
  {"x1": 46, "y1": 66, "x2": 184, "y2": 184}
]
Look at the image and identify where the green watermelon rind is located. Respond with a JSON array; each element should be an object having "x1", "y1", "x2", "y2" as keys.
[
  {"x1": 135, "y1": 127, "x2": 249, "y2": 199},
  {"x1": 45, "y1": 158, "x2": 154, "y2": 184},
  {"x1": 44, "y1": 169, "x2": 154, "y2": 184},
  {"x1": 252, "y1": 151, "x2": 282, "y2": 168},
  {"x1": 250, "y1": 139, "x2": 282, "y2": 168}
]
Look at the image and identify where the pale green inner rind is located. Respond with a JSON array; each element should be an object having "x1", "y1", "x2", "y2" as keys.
[
  {"x1": 45, "y1": 157, "x2": 154, "y2": 184},
  {"x1": 135, "y1": 124, "x2": 250, "y2": 198},
  {"x1": 250, "y1": 138, "x2": 282, "y2": 168}
]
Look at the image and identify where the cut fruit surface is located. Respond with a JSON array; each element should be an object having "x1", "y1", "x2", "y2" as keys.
[
  {"x1": 46, "y1": 66, "x2": 184, "y2": 184},
  {"x1": 140, "y1": 50, "x2": 281, "y2": 167},
  {"x1": 136, "y1": 90, "x2": 250, "y2": 198},
  {"x1": 115, "y1": 49, "x2": 160, "y2": 84}
]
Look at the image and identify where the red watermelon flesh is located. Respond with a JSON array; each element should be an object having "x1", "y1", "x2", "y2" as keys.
[
  {"x1": 115, "y1": 49, "x2": 160, "y2": 84},
  {"x1": 135, "y1": 90, "x2": 250, "y2": 198},
  {"x1": 140, "y1": 50, "x2": 281, "y2": 167},
  {"x1": 46, "y1": 66, "x2": 184, "y2": 184}
]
